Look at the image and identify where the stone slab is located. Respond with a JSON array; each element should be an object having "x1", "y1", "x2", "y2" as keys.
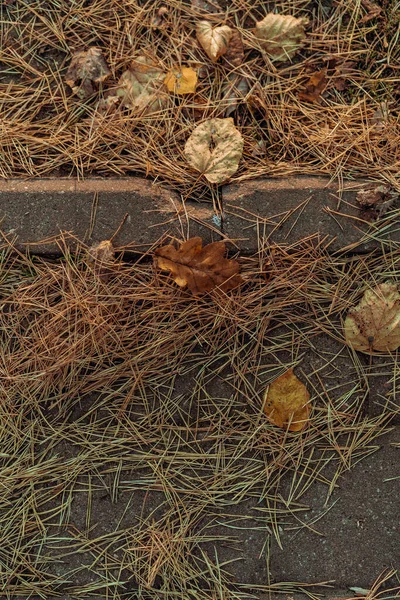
[
  {"x1": 0, "y1": 178, "x2": 220, "y2": 254},
  {"x1": 223, "y1": 178, "x2": 400, "y2": 253}
]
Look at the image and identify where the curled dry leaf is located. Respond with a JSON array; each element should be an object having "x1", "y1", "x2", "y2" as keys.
[
  {"x1": 356, "y1": 184, "x2": 398, "y2": 222},
  {"x1": 151, "y1": 6, "x2": 169, "y2": 28},
  {"x1": 154, "y1": 237, "x2": 242, "y2": 295},
  {"x1": 223, "y1": 28, "x2": 245, "y2": 67},
  {"x1": 254, "y1": 13, "x2": 307, "y2": 62},
  {"x1": 344, "y1": 282, "x2": 400, "y2": 353},
  {"x1": 263, "y1": 368, "x2": 310, "y2": 432},
  {"x1": 184, "y1": 117, "x2": 243, "y2": 184},
  {"x1": 87, "y1": 240, "x2": 116, "y2": 281},
  {"x1": 165, "y1": 66, "x2": 198, "y2": 94},
  {"x1": 196, "y1": 21, "x2": 233, "y2": 62},
  {"x1": 298, "y1": 68, "x2": 327, "y2": 103},
  {"x1": 116, "y1": 56, "x2": 168, "y2": 115},
  {"x1": 65, "y1": 47, "x2": 111, "y2": 99}
]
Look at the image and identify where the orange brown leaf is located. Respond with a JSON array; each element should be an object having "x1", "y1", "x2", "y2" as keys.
[
  {"x1": 154, "y1": 237, "x2": 242, "y2": 295},
  {"x1": 263, "y1": 368, "x2": 310, "y2": 432},
  {"x1": 298, "y1": 68, "x2": 327, "y2": 103}
]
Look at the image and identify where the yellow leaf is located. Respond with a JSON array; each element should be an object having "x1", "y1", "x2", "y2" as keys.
[
  {"x1": 344, "y1": 282, "x2": 400, "y2": 353},
  {"x1": 196, "y1": 20, "x2": 233, "y2": 62},
  {"x1": 184, "y1": 117, "x2": 243, "y2": 184},
  {"x1": 263, "y1": 369, "x2": 310, "y2": 432},
  {"x1": 165, "y1": 67, "x2": 198, "y2": 95},
  {"x1": 254, "y1": 13, "x2": 307, "y2": 62}
]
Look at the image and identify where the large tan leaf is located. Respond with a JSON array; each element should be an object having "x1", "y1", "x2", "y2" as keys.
[
  {"x1": 154, "y1": 237, "x2": 243, "y2": 295},
  {"x1": 196, "y1": 21, "x2": 233, "y2": 62},
  {"x1": 184, "y1": 118, "x2": 243, "y2": 184},
  {"x1": 116, "y1": 56, "x2": 168, "y2": 115},
  {"x1": 344, "y1": 282, "x2": 400, "y2": 353},
  {"x1": 254, "y1": 13, "x2": 307, "y2": 62},
  {"x1": 263, "y1": 369, "x2": 310, "y2": 432},
  {"x1": 65, "y1": 47, "x2": 111, "y2": 98}
]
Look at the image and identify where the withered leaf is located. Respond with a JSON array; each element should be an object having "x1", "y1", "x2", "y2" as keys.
[
  {"x1": 344, "y1": 282, "x2": 400, "y2": 353},
  {"x1": 196, "y1": 21, "x2": 233, "y2": 62},
  {"x1": 263, "y1": 368, "x2": 310, "y2": 432},
  {"x1": 254, "y1": 13, "x2": 307, "y2": 62},
  {"x1": 191, "y1": 0, "x2": 223, "y2": 13},
  {"x1": 65, "y1": 47, "x2": 111, "y2": 99},
  {"x1": 223, "y1": 28, "x2": 245, "y2": 67},
  {"x1": 360, "y1": 0, "x2": 382, "y2": 23},
  {"x1": 150, "y1": 6, "x2": 169, "y2": 28},
  {"x1": 356, "y1": 184, "x2": 398, "y2": 222},
  {"x1": 298, "y1": 68, "x2": 327, "y2": 103},
  {"x1": 222, "y1": 74, "x2": 250, "y2": 117},
  {"x1": 116, "y1": 56, "x2": 168, "y2": 115},
  {"x1": 154, "y1": 237, "x2": 243, "y2": 295},
  {"x1": 184, "y1": 117, "x2": 244, "y2": 184}
]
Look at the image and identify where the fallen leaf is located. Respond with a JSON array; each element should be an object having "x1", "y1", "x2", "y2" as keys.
[
  {"x1": 165, "y1": 66, "x2": 198, "y2": 94},
  {"x1": 184, "y1": 117, "x2": 243, "y2": 184},
  {"x1": 263, "y1": 368, "x2": 310, "y2": 431},
  {"x1": 222, "y1": 74, "x2": 250, "y2": 117},
  {"x1": 371, "y1": 102, "x2": 390, "y2": 131},
  {"x1": 223, "y1": 28, "x2": 245, "y2": 67},
  {"x1": 356, "y1": 184, "x2": 398, "y2": 222},
  {"x1": 88, "y1": 240, "x2": 115, "y2": 263},
  {"x1": 196, "y1": 21, "x2": 233, "y2": 62},
  {"x1": 360, "y1": 0, "x2": 382, "y2": 23},
  {"x1": 254, "y1": 13, "x2": 307, "y2": 62},
  {"x1": 150, "y1": 6, "x2": 169, "y2": 28},
  {"x1": 191, "y1": 0, "x2": 223, "y2": 13},
  {"x1": 298, "y1": 68, "x2": 327, "y2": 103},
  {"x1": 332, "y1": 60, "x2": 357, "y2": 91},
  {"x1": 116, "y1": 56, "x2": 168, "y2": 115},
  {"x1": 344, "y1": 282, "x2": 400, "y2": 353},
  {"x1": 154, "y1": 237, "x2": 242, "y2": 295},
  {"x1": 65, "y1": 47, "x2": 111, "y2": 99}
]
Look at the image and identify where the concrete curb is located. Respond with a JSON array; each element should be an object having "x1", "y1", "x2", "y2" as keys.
[
  {"x1": 0, "y1": 177, "x2": 220, "y2": 254},
  {"x1": 223, "y1": 177, "x2": 400, "y2": 253}
]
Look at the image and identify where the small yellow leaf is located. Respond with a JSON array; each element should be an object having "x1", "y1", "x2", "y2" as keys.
[
  {"x1": 344, "y1": 282, "x2": 400, "y2": 353},
  {"x1": 263, "y1": 368, "x2": 310, "y2": 432},
  {"x1": 196, "y1": 20, "x2": 233, "y2": 62},
  {"x1": 165, "y1": 67, "x2": 198, "y2": 95},
  {"x1": 254, "y1": 13, "x2": 307, "y2": 62}
]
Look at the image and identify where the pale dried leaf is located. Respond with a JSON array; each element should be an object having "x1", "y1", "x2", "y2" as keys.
[
  {"x1": 184, "y1": 117, "x2": 243, "y2": 184},
  {"x1": 222, "y1": 74, "x2": 250, "y2": 117},
  {"x1": 116, "y1": 56, "x2": 168, "y2": 115},
  {"x1": 65, "y1": 47, "x2": 111, "y2": 98},
  {"x1": 165, "y1": 66, "x2": 198, "y2": 94},
  {"x1": 196, "y1": 21, "x2": 233, "y2": 62},
  {"x1": 155, "y1": 237, "x2": 242, "y2": 295},
  {"x1": 254, "y1": 13, "x2": 307, "y2": 62},
  {"x1": 344, "y1": 282, "x2": 400, "y2": 353},
  {"x1": 263, "y1": 368, "x2": 310, "y2": 431}
]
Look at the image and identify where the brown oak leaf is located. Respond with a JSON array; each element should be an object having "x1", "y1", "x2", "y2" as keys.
[{"x1": 154, "y1": 237, "x2": 243, "y2": 295}]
